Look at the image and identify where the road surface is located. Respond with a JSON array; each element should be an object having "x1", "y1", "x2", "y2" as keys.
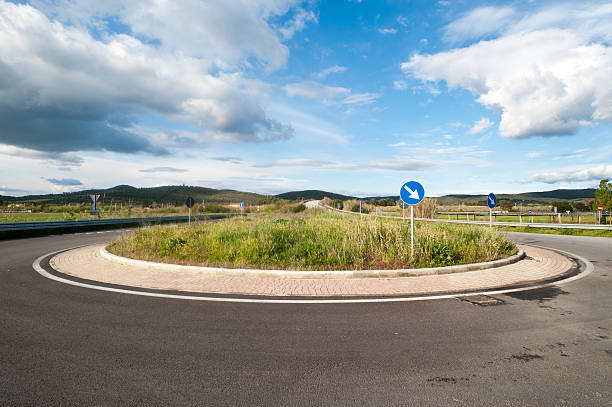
[{"x1": 1, "y1": 230, "x2": 611, "y2": 406}]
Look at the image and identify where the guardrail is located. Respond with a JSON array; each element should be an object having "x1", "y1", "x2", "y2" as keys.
[{"x1": 0, "y1": 214, "x2": 241, "y2": 239}]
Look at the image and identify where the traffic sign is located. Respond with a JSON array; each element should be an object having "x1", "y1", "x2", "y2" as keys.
[
  {"x1": 399, "y1": 180, "x2": 424, "y2": 260},
  {"x1": 598, "y1": 206, "x2": 603, "y2": 211},
  {"x1": 487, "y1": 193, "x2": 497, "y2": 209},
  {"x1": 399, "y1": 181, "x2": 425, "y2": 205},
  {"x1": 90, "y1": 194, "x2": 100, "y2": 215},
  {"x1": 185, "y1": 197, "x2": 195, "y2": 208},
  {"x1": 240, "y1": 202, "x2": 244, "y2": 208},
  {"x1": 528, "y1": 210, "x2": 532, "y2": 214}
]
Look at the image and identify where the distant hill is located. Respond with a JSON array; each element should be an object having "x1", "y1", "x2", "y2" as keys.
[
  {"x1": 275, "y1": 187, "x2": 596, "y2": 205},
  {"x1": 0, "y1": 185, "x2": 269, "y2": 206},
  {"x1": 275, "y1": 190, "x2": 356, "y2": 201},
  {"x1": 1, "y1": 186, "x2": 597, "y2": 207},
  {"x1": 435, "y1": 188, "x2": 596, "y2": 205}
]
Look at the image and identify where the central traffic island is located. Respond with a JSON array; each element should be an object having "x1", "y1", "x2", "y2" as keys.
[
  {"x1": 107, "y1": 210, "x2": 517, "y2": 272},
  {"x1": 44, "y1": 210, "x2": 579, "y2": 299}
]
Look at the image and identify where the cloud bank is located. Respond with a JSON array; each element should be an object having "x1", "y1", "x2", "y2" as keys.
[
  {"x1": 0, "y1": 1, "x2": 303, "y2": 157},
  {"x1": 403, "y1": 4, "x2": 612, "y2": 139}
]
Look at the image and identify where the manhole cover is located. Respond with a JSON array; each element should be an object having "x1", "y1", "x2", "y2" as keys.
[{"x1": 461, "y1": 295, "x2": 505, "y2": 306}]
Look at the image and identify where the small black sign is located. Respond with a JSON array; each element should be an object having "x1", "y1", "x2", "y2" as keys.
[{"x1": 185, "y1": 197, "x2": 195, "y2": 208}]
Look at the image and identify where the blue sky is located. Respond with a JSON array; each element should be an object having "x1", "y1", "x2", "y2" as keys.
[{"x1": 1, "y1": 0, "x2": 611, "y2": 197}]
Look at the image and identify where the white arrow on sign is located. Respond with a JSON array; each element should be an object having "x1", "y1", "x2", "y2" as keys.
[
  {"x1": 489, "y1": 196, "x2": 494, "y2": 204},
  {"x1": 403, "y1": 185, "x2": 420, "y2": 200}
]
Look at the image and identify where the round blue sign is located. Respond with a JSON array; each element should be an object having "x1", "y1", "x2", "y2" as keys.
[
  {"x1": 400, "y1": 181, "x2": 425, "y2": 205},
  {"x1": 487, "y1": 193, "x2": 497, "y2": 209}
]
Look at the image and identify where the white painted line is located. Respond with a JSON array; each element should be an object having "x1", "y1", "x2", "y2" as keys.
[{"x1": 32, "y1": 244, "x2": 594, "y2": 304}]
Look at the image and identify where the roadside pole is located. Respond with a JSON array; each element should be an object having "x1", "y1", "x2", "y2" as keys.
[
  {"x1": 489, "y1": 208, "x2": 492, "y2": 231},
  {"x1": 185, "y1": 197, "x2": 195, "y2": 226},
  {"x1": 410, "y1": 205, "x2": 414, "y2": 256},
  {"x1": 399, "y1": 180, "x2": 425, "y2": 261}
]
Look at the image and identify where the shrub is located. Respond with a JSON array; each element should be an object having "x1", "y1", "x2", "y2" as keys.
[{"x1": 292, "y1": 203, "x2": 306, "y2": 213}]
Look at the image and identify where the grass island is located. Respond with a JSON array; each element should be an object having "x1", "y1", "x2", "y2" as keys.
[{"x1": 108, "y1": 210, "x2": 517, "y2": 271}]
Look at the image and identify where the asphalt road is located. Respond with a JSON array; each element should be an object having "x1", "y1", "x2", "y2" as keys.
[{"x1": 1, "y1": 231, "x2": 611, "y2": 406}]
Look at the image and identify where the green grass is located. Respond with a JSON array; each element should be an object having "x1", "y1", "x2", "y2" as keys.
[
  {"x1": 108, "y1": 211, "x2": 517, "y2": 270},
  {"x1": 498, "y1": 226, "x2": 612, "y2": 238}
]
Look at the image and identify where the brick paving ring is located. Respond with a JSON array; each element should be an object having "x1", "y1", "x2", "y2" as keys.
[{"x1": 33, "y1": 243, "x2": 593, "y2": 303}]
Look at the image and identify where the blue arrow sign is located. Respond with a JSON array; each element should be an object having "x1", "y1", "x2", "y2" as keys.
[
  {"x1": 400, "y1": 181, "x2": 425, "y2": 205},
  {"x1": 528, "y1": 209, "x2": 532, "y2": 214},
  {"x1": 487, "y1": 193, "x2": 497, "y2": 209}
]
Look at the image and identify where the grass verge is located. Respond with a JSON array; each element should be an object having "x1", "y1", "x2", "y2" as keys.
[
  {"x1": 108, "y1": 211, "x2": 517, "y2": 270},
  {"x1": 498, "y1": 225, "x2": 612, "y2": 238}
]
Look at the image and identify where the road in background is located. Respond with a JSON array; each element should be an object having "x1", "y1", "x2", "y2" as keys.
[{"x1": 1, "y1": 231, "x2": 611, "y2": 406}]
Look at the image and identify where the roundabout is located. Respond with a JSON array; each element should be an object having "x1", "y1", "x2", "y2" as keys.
[
  {"x1": 36, "y1": 242, "x2": 587, "y2": 302},
  {"x1": 1, "y1": 230, "x2": 611, "y2": 405}
]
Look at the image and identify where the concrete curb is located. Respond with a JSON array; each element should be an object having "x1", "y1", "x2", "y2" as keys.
[{"x1": 100, "y1": 245, "x2": 525, "y2": 279}]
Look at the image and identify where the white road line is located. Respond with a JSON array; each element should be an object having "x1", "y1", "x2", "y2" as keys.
[{"x1": 31, "y1": 245, "x2": 594, "y2": 304}]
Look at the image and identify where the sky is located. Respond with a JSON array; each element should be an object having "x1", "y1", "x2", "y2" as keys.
[{"x1": 1, "y1": 0, "x2": 612, "y2": 198}]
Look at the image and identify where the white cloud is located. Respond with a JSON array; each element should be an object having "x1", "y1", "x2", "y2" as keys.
[
  {"x1": 444, "y1": 6, "x2": 515, "y2": 43},
  {"x1": 340, "y1": 92, "x2": 380, "y2": 105},
  {"x1": 403, "y1": 28, "x2": 612, "y2": 139},
  {"x1": 396, "y1": 145, "x2": 494, "y2": 167},
  {"x1": 393, "y1": 80, "x2": 408, "y2": 90},
  {"x1": 251, "y1": 156, "x2": 434, "y2": 172},
  {"x1": 285, "y1": 81, "x2": 350, "y2": 104},
  {"x1": 285, "y1": 81, "x2": 380, "y2": 106},
  {"x1": 29, "y1": 0, "x2": 313, "y2": 71},
  {"x1": 278, "y1": 8, "x2": 318, "y2": 40},
  {"x1": 0, "y1": 2, "x2": 294, "y2": 155},
  {"x1": 268, "y1": 104, "x2": 350, "y2": 145},
  {"x1": 527, "y1": 165, "x2": 612, "y2": 183},
  {"x1": 365, "y1": 158, "x2": 433, "y2": 171},
  {"x1": 313, "y1": 65, "x2": 347, "y2": 79},
  {"x1": 397, "y1": 16, "x2": 409, "y2": 26},
  {"x1": 388, "y1": 141, "x2": 408, "y2": 147},
  {"x1": 525, "y1": 152, "x2": 545, "y2": 158},
  {"x1": 139, "y1": 167, "x2": 188, "y2": 173},
  {"x1": 552, "y1": 148, "x2": 589, "y2": 160},
  {"x1": 468, "y1": 118, "x2": 494, "y2": 135},
  {"x1": 378, "y1": 28, "x2": 397, "y2": 35}
]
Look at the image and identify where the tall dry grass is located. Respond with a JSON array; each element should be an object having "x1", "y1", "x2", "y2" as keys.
[
  {"x1": 413, "y1": 198, "x2": 438, "y2": 218},
  {"x1": 109, "y1": 211, "x2": 516, "y2": 270}
]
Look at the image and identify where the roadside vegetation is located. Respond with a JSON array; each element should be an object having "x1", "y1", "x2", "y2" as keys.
[
  {"x1": 108, "y1": 210, "x2": 516, "y2": 270},
  {"x1": 498, "y1": 226, "x2": 612, "y2": 238}
]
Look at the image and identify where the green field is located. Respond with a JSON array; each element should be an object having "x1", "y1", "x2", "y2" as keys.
[{"x1": 108, "y1": 211, "x2": 517, "y2": 270}]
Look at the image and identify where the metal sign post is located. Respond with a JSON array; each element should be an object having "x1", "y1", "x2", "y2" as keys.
[
  {"x1": 185, "y1": 197, "x2": 195, "y2": 225},
  {"x1": 487, "y1": 193, "x2": 497, "y2": 231},
  {"x1": 399, "y1": 180, "x2": 425, "y2": 260},
  {"x1": 410, "y1": 205, "x2": 414, "y2": 252}
]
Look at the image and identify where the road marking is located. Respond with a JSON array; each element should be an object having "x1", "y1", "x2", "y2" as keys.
[{"x1": 32, "y1": 245, "x2": 593, "y2": 304}]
